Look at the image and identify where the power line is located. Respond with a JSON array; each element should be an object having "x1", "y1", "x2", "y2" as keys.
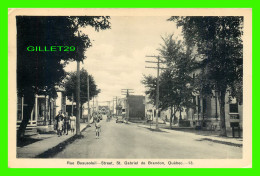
[{"x1": 145, "y1": 55, "x2": 162, "y2": 130}]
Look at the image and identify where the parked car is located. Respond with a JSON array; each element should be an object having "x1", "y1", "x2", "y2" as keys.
[{"x1": 116, "y1": 115, "x2": 124, "y2": 123}]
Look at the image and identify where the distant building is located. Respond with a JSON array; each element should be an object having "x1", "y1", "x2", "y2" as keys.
[
  {"x1": 99, "y1": 106, "x2": 109, "y2": 115},
  {"x1": 127, "y1": 95, "x2": 145, "y2": 122}
]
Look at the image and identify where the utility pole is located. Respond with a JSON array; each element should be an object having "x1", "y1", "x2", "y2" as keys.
[
  {"x1": 72, "y1": 93, "x2": 74, "y2": 116},
  {"x1": 75, "y1": 29, "x2": 81, "y2": 135},
  {"x1": 93, "y1": 96, "x2": 95, "y2": 114},
  {"x1": 108, "y1": 101, "x2": 111, "y2": 115},
  {"x1": 113, "y1": 96, "x2": 118, "y2": 115},
  {"x1": 96, "y1": 97, "x2": 99, "y2": 113},
  {"x1": 112, "y1": 98, "x2": 114, "y2": 115},
  {"x1": 76, "y1": 58, "x2": 81, "y2": 135},
  {"x1": 121, "y1": 89, "x2": 134, "y2": 123},
  {"x1": 145, "y1": 55, "x2": 166, "y2": 130},
  {"x1": 116, "y1": 96, "x2": 118, "y2": 115},
  {"x1": 87, "y1": 74, "x2": 91, "y2": 127}
]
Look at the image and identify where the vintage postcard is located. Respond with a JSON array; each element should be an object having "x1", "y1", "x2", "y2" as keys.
[{"x1": 8, "y1": 8, "x2": 252, "y2": 168}]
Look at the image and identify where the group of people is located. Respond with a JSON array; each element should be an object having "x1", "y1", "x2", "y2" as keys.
[
  {"x1": 55, "y1": 110, "x2": 102, "y2": 139},
  {"x1": 55, "y1": 110, "x2": 76, "y2": 137}
]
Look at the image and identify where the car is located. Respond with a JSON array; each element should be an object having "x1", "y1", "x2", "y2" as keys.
[{"x1": 116, "y1": 115, "x2": 124, "y2": 123}]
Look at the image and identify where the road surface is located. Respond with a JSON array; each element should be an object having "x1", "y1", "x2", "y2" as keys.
[{"x1": 54, "y1": 118, "x2": 242, "y2": 159}]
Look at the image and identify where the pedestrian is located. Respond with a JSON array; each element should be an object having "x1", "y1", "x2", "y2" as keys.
[
  {"x1": 92, "y1": 112, "x2": 97, "y2": 123},
  {"x1": 63, "y1": 112, "x2": 70, "y2": 135},
  {"x1": 55, "y1": 110, "x2": 64, "y2": 136},
  {"x1": 70, "y1": 113, "x2": 76, "y2": 134},
  {"x1": 95, "y1": 119, "x2": 101, "y2": 139}
]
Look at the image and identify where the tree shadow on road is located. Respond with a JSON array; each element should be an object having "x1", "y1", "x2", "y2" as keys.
[
  {"x1": 35, "y1": 134, "x2": 85, "y2": 158},
  {"x1": 139, "y1": 126, "x2": 169, "y2": 133},
  {"x1": 196, "y1": 138, "x2": 243, "y2": 147}
]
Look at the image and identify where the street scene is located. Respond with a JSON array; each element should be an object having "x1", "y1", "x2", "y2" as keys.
[
  {"x1": 53, "y1": 118, "x2": 242, "y2": 159},
  {"x1": 14, "y1": 11, "x2": 245, "y2": 161}
]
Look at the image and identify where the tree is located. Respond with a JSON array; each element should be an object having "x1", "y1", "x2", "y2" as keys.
[
  {"x1": 158, "y1": 35, "x2": 195, "y2": 123},
  {"x1": 169, "y1": 16, "x2": 243, "y2": 136},
  {"x1": 142, "y1": 35, "x2": 195, "y2": 127},
  {"x1": 64, "y1": 69, "x2": 100, "y2": 118},
  {"x1": 16, "y1": 16, "x2": 110, "y2": 139}
]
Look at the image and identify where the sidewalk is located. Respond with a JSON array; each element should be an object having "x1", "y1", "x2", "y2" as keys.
[
  {"x1": 136, "y1": 123, "x2": 243, "y2": 147},
  {"x1": 17, "y1": 123, "x2": 89, "y2": 158}
]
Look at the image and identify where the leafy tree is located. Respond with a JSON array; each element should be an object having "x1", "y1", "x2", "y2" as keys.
[
  {"x1": 158, "y1": 35, "x2": 196, "y2": 122},
  {"x1": 142, "y1": 71, "x2": 180, "y2": 127},
  {"x1": 169, "y1": 16, "x2": 243, "y2": 136},
  {"x1": 64, "y1": 69, "x2": 100, "y2": 118},
  {"x1": 16, "y1": 16, "x2": 110, "y2": 139},
  {"x1": 143, "y1": 35, "x2": 195, "y2": 127}
]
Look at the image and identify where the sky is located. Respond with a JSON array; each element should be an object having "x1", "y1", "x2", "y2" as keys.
[{"x1": 65, "y1": 16, "x2": 182, "y2": 105}]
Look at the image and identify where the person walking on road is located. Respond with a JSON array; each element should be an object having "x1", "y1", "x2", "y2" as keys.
[{"x1": 95, "y1": 119, "x2": 101, "y2": 139}]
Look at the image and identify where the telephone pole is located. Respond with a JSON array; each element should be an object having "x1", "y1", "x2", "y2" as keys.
[
  {"x1": 93, "y1": 96, "x2": 95, "y2": 114},
  {"x1": 87, "y1": 74, "x2": 91, "y2": 127},
  {"x1": 96, "y1": 97, "x2": 99, "y2": 113},
  {"x1": 145, "y1": 55, "x2": 166, "y2": 130},
  {"x1": 112, "y1": 98, "x2": 115, "y2": 115},
  {"x1": 76, "y1": 58, "x2": 81, "y2": 135},
  {"x1": 113, "y1": 96, "x2": 118, "y2": 115},
  {"x1": 72, "y1": 93, "x2": 74, "y2": 116}
]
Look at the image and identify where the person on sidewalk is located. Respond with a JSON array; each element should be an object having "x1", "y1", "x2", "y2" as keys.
[
  {"x1": 63, "y1": 112, "x2": 70, "y2": 135},
  {"x1": 55, "y1": 111, "x2": 64, "y2": 137},
  {"x1": 95, "y1": 119, "x2": 101, "y2": 139},
  {"x1": 70, "y1": 113, "x2": 76, "y2": 135}
]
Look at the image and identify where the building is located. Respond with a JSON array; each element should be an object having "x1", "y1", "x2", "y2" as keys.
[
  {"x1": 186, "y1": 91, "x2": 243, "y2": 132},
  {"x1": 16, "y1": 86, "x2": 67, "y2": 133},
  {"x1": 98, "y1": 106, "x2": 109, "y2": 115},
  {"x1": 127, "y1": 95, "x2": 145, "y2": 122}
]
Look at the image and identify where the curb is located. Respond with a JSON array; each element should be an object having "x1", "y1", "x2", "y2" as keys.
[
  {"x1": 137, "y1": 124, "x2": 242, "y2": 148},
  {"x1": 196, "y1": 138, "x2": 243, "y2": 148}
]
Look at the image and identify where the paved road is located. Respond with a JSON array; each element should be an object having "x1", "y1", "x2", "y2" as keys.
[{"x1": 54, "y1": 118, "x2": 242, "y2": 159}]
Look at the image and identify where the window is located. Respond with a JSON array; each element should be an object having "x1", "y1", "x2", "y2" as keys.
[{"x1": 229, "y1": 103, "x2": 238, "y2": 113}]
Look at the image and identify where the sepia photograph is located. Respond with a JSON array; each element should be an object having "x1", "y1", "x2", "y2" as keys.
[{"x1": 8, "y1": 8, "x2": 252, "y2": 168}]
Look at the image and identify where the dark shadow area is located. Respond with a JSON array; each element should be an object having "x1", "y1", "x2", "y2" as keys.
[
  {"x1": 196, "y1": 138, "x2": 243, "y2": 147},
  {"x1": 35, "y1": 125, "x2": 89, "y2": 158},
  {"x1": 167, "y1": 128, "x2": 243, "y2": 139},
  {"x1": 35, "y1": 134, "x2": 85, "y2": 158},
  {"x1": 38, "y1": 131, "x2": 57, "y2": 135},
  {"x1": 17, "y1": 137, "x2": 43, "y2": 147},
  {"x1": 148, "y1": 128, "x2": 168, "y2": 133},
  {"x1": 138, "y1": 125, "x2": 168, "y2": 133}
]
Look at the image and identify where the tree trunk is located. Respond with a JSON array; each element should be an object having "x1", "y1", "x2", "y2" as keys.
[
  {"x1": 17, "y1": 93, "x2": 34, "y2": 140},
  {"x1": 170, "y1": 106, "x2": 173, "y2": 128},
  {"x1": 173, "y1": 106, "x2": 178, "y2": 124},
  {"x1": 218, "y1": 90, "x2": 227, "y2": 136},
  {"x1": 179, "y1": 109, "x2": 182, "y2": 120},
  {"x1": 80, "y1": 104, "x2": 83, "y2": 119}
]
